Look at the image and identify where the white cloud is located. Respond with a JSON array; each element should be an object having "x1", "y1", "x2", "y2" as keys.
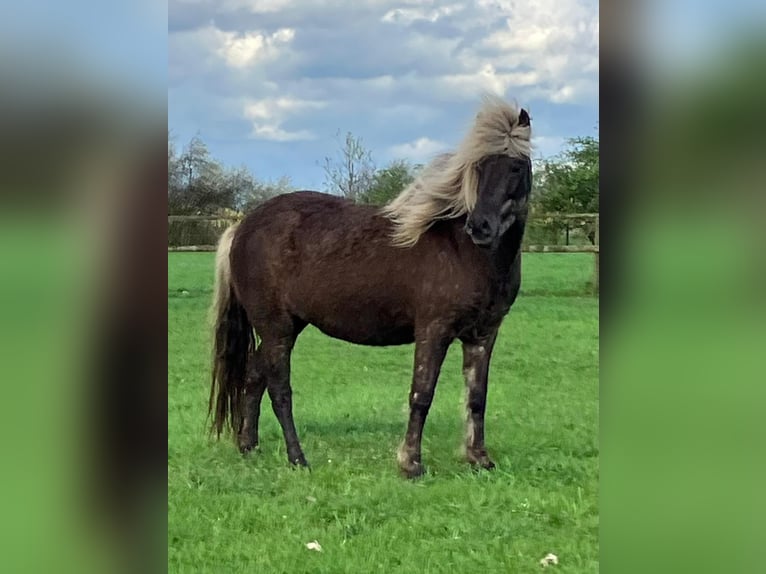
[
  {"x1": 168, "y1": 24, "x2": 296, "y2": 80},
  {"x1": 450, "y1": 0, "x2": 598, "y2": 105},
  {"x1": 217, "y1": 27, "x2": 295, "y2": 68},
  {"x1": 171, "y1": 0, "x2": 598, "y2": 104},
  {"x1": 382, "y1": 4, "x2": 465, "y2": 24},
  {"x1": 243, "y1": 97, "x2": 326, "y2": 141},
  {"x1": 374, "y1": 1, "x2": 601, "y2": 106},
  {"x1": 389, "y1": 137, "x2": 449, "y2": 162},
  {"x1": 218, "y1": 0, "x2": 296, "y2": 12},
  {"x1": 223, "y1": 0, "x2": 436, "y2": 12},
  {"x1": 434, "y1": 64, "x2": 541, "y2": 101},
  {"x1": 549, "y1": 78, "x2": 598, "y2": 104},
  {"x1": 249, "y1": 124, "x2": 316, "y2": 141},
  {"x1": 169, "y1": 0, "x2": 598, "y2": 179}
]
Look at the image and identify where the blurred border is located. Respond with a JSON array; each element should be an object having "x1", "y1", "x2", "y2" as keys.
[
  {"x1": 0, "y1": 2, "x2": 167, "y2": 573},
  {"x1": 601, "y1": 1, "x2": 766, "y2": 572},
  {"x1": 3, "y1": 0, "x2": 765, "y2": 571}
]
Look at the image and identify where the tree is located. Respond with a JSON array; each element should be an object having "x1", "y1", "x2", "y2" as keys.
[
  {"x1": 532, "y1": 136, "x2": 599, "y2": 243},
  {"x1": 181, "y1": 137, "x2": 236, "y2": 214},
  {"x1": 168, "y1": 131, "x2": 294, "y2": 215},
  {"x1": 168, "y1": 130, "x2": 182, "y2": 208},
  {"x1": 168, "y1": 134, "x2": 225, "y2": 214},
  {"x1": 322, "y1": 130, "x2": 376, "y2": 202},
  {"x1": 533, "y1": 136, "x2": 599, "y2": 213},
  {"x1": 359, "y1": 160, "x2": 417, "y2": 205}
]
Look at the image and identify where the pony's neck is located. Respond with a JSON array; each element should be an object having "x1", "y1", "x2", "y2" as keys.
[
  {"x1": 491, "y1": 220, "x2": 526, "y2": 276},
  {"x1": 447, "y1": 216, "x2": 525, "y2": 276}
]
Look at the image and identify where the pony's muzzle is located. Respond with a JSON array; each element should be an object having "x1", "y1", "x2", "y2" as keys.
[{"x1": 465, "y1": 218, "x2": 495, "y2": 247}]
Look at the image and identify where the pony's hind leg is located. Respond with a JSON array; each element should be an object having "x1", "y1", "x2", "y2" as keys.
[
  {"x1": 238, "y1": 348, "x2": 267, "y2": 454},
  {"x1": 260, "y1": 327, "x2": 308, "y2": 467}
]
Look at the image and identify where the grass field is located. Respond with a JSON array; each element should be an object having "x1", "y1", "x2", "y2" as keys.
[{"x1": 169, "y1": 253, "x2": 599, "y2": 573}]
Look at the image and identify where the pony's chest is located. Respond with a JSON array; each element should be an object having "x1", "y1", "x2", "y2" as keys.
[
  {"x1": 480, "y1": 282, "x2": 516, "y2": 316},
  {"x1": 460, "y1": 274, "x2": 521, "y2": 335}
]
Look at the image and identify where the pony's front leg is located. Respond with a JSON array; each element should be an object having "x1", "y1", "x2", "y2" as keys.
[
  {"x1": 398, "y1": 331, "x2": 451, "y2": 478},
  {"x1": 461, "y1": 332, "x2": 498, "y2": 470}
]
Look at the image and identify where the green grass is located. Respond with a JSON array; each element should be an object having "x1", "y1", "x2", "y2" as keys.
[{"x1": 169, "y1": 253, "x2": 599, "y2": 573}]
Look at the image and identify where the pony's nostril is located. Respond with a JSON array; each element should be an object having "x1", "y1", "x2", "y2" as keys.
[{"x1": 478, "y1": 220, "x2": 492, "y2": 235}]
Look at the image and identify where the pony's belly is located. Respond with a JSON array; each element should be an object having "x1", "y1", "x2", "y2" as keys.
[
  {"x1": 313, "y1": 322, "x2": 415, "y2": 346},
  {"x1": 304, "y1": 305, "x2": 415, "y2": 347}
]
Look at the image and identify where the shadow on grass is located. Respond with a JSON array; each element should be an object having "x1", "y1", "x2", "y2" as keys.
[{"x1": 519, "y1": 284, "x2": 597, "y2": 297}]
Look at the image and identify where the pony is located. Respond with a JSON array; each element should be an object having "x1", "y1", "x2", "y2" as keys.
[{"x1": 209, "y1": 95, "x2": 532, "y2": 477}]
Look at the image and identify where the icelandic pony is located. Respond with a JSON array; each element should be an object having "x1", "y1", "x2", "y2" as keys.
[{"x1": 209, "y1": 95, "x2": 532, "y2": 477}]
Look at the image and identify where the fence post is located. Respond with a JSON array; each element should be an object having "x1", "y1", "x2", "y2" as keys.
[{"x1": 593, "y1": 215, "x2": 599, "y2": 295}]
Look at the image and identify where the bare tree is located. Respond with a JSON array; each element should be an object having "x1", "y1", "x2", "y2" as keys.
[
  {"x1": 322, "y1": 130, "x2": 375, "y2": 202},
  {"x1": 168, "y1": 130, "x2": 181, "y2": 210},
  {"x1": 168, "y1": 131, "x2": 294, "y2": 215},
  {"x1": 168, "y1": 134, "x2": 236, "y2": 214}
]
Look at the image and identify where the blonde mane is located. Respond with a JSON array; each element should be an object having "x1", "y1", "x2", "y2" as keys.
[{"x1": 382, "y1": 94, "x2": 531, "y2": 247}]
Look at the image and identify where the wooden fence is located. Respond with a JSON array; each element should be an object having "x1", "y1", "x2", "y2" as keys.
[{"x1": 168, "y1": 212, "x2": 599, "y2": 293}]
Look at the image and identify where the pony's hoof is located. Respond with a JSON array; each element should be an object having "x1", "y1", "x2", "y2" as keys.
[
  {"x1": 466, "y1": 450, "x2": 495, "y2": 470},
  {"x1": 399, "y1": 461, "x2": 426, "y2": 479},
  {"x1": 289, "y1": 454, "x2": 310, "y2": 468},
  {"x1": 471, "y1": 459, "x2": 496, "y2": 471},
  {"x1": 238, "y1": 440, "x2": 258, "y2": 455}
]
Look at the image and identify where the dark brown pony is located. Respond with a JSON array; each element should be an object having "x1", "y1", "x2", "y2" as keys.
[{"x1": 209, "y1": 96, "x2": 532, "y2": 477}]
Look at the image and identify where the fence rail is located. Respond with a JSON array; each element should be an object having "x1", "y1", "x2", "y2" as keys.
[
  {"x1": 167, "y1": 215, "x2": 242, "y2": 222},
  {"x1": 167, "y1": 212, "x2": 599, "y2": 293},
  {"x1": 524, "y1": 244, "x2": 599, "y2": 253}
]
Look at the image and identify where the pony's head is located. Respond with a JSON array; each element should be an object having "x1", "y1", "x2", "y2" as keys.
[
  {"x1": 384, "y1": 95, "x2": 532, "y2": 248},
  {"x1": 464, "y1": 109, "x2": 532, "y2": 248}
]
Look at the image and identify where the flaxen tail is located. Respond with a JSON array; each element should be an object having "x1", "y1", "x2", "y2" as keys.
[{"x1": 208, "y1": 223, "x2": 254, "y2": 439}]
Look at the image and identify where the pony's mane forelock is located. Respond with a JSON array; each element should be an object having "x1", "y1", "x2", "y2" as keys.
[{"x1": 382, "y1": 95, "x2": 531, "y2": 247}]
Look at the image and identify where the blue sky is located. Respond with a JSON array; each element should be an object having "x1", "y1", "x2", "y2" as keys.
[
  {"x1": 169, "y1": 0, "x2": 599, "y2": 190},
  {"x1": 642, "y1": 0, "x2": 766, "y2": 69},
  {"x1": 1, "y1": 0, "x2": 165, "y2": 92}
]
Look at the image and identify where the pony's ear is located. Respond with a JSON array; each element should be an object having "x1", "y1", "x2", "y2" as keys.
[{"x1": 519, "y1": 108, "x2": 530, "y2": 127}]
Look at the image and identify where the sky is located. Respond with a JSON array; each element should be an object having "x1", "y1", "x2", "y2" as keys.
[{"x1": 169, "y1": 0, "x2": 599, "y2": 190}]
